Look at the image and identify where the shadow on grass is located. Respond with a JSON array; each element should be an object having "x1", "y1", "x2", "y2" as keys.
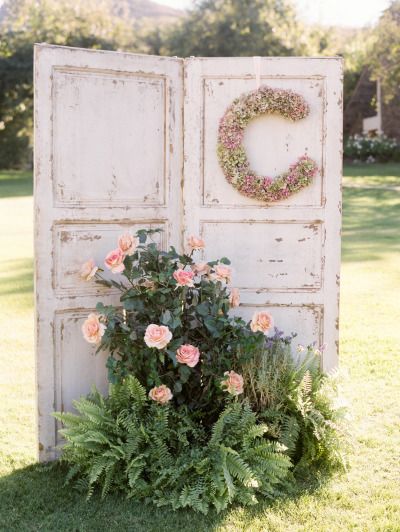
[
  {"x1": 342, "y1": 187, "x2": 400, "y2": 262},
  {"x1": 0, "y1": 258, "x2": 33, "y2": 296},
  {"x1": 0, "y1": 461, "x2": 330, "y2": 531}
]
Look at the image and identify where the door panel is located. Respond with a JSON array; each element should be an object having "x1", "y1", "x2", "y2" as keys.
[
  {"x1": 201, "y1": 75, "x2": 325, "y2": 208},
  {"x1": 183, "y1": 57, "x2": 342, "y2": 371},
  {"x1": 34, "y1": 44, "x2": 183, "y2": 460}
]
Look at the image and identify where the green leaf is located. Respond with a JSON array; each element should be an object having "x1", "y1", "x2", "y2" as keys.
[
  {"x1": 161, "y1": 310, "x2": 172, "y2": 325},
  {"x1": 136, "y1": 229, "x2": 148, "y2": 244},
  {"x1": 173, "y1": 381, "x2": 182, "y2": 394},
  {"x1": 196, "y1": 302, "x2": 210, "y2": 316},
  {"x1": 166, "y1": 349, "x2": 177, "y2": 365},
  {"x1": 179, "y1": 365, "x2": 191, "y2": 384}
]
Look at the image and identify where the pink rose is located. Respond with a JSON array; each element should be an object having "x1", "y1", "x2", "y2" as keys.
[
  {"x1": 81, "y1": 313, "x2": 106, "y2": 344},
  {"x1": 144, "y1": 324, "x2": 172, "y2": 349},
  {"x1": 118, "y1": 233, "x2": 138, "y2": 256},
  {"x1": 176, "y1": 344, "x2": 200, "y2": 367},
  {"x1": 187, "y1": 235, "x2": 205, "y2": 251},
  {"x1": 104, "y1": 248, "x2": 125, "y2": 274},
  {"x1": 250, "y1": 311, "x2": 274, "y2": 334},
  {"x1": 192, "y1": 262, "x2": 210, "y2": 276},
  {"x1": 80, "y1": 259, "x2": 98, "y2": 281},
  {"x1": 211, "y1": 264, "x2": 232, "y2": 283},
  {"x1": 173, "y1": 268, "x2": 195, "y2": 287},
  {"x1": 229, "y1": 288, "x2": 240, "y2": 308},
  {"x1": 221, "y1": 370, "x2": 244, "y2": 396},
  {"x1": 149, "y1": 385, "x2": 173, "y2": 404}
]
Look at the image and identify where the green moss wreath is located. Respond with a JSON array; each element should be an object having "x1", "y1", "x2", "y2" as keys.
[{"x1": 217, "y1": 85, "x2": 319, "y2": 202}]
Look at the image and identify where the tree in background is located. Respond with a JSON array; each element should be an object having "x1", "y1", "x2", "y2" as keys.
[
  {"x1": 162, "y1": 0, "x2": 303, "y2": 57},
  {"x1": 369, "y1": 0, "x2": 400, "y2": 102},
  {"x1": 0, "y1": 0, "x2": 309, "y2": 168},
  {"x1": 1, "y1": 0, "x2": 390, "y2": 169},
  {"x1": 0, "y1": 0, "x2": 136, "y2": 168}
]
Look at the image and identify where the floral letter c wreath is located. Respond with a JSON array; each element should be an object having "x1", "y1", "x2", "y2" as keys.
[{"x1": 217, "y1": 85, "x2": 318, "y2": 203}]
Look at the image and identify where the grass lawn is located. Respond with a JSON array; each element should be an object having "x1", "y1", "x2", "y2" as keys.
[{"x1": 0, "y1": 164, "x2": 399, "y2": 531}]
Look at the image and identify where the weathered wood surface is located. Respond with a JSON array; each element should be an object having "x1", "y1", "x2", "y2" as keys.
[
  {"x1": 183, "y1": 56, "x2": 343, "y2": 370},
  {"x1": 35, "y1": 45, "x2": 342, "y2": 461},
  {"x1": 34, "y1": 44, "x2": 183, "y2": 460}
]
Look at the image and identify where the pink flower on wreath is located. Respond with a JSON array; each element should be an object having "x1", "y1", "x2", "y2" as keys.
[
  {"x1": 118, "y1": 233, "x2": 138, "y2": 256},
  {"x1": 211, "y1": 264, "x2": 232, "y2": 283},
  {"x1": 149, "y1": 385, "x2": 173, "y2": 404},
  {"x1": 176, "y1": 344, "x2": 200, "y2": 367},
  {"x1": 250, "y1": 311, "x2": 274, "y2": 334},
  {"x1": 82, "y1": 313, "x2": 106, "y2": 344},
  {"x1": 79, "y1": 259, "x2": 98, "y2": 281},
  {"x1": 221, "y1": 370, "x2": 244, "y2": 396},
  {"x1": 173, "y1": 268, "x2": 195, "y2": 287},
  {"x1": 144, "y1": 324, "x2": 172, "y2": 350},
  {"x1": 187, "y1": 235, "x2": 205, "y2": 251},
  {"x1": 192, "y1": 262, "x2": 210, "y2": 276},
  {"x1": 104, "y1": 248, "x2": 125, "y2": 274},
  {"x1": 229, "y1": 288, "x2": 240, "y2": 308}
]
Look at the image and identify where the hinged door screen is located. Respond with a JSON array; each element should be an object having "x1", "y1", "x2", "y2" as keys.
[{"x1": 35, "y1": 45, "x2": 342, "y2": 461}]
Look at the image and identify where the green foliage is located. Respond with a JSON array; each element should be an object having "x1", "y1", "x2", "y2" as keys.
[
  {"x1": 369, "y1": 1, "x2": 400, "y2": 102},
  {"x1": 0, "y1": 0, "x2": 318, "y2": 169},
  {"x1": 95, "y1": 229, "x2": 262, "y2": 423},
  {"x1": 162, "y1": 0, "x2": 302, "y2": 57},
  {"x1": 0, "y1": 0, "x2": 138, "y2": 169},
  {"x1": 344, "y1": 134, "x2": 400, "y2": 163},
  {"x1": 1, "y1": 166, "x2": 399, "y2": 529},
  {"x1": 59, "y1": 228, "x2": 348, "y2": 510},
  {"x1": 242, "y1": 332, "x2": 349, "y2": 474},
  {"x1": 54, "y1": 376, "x2": 291, "y2": 514}
]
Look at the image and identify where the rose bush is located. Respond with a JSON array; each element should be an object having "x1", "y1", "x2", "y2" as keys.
[
  {"x1": 55, "y1": 228, "x2": 348, "y2": 513},
  {"x1": 81, "y1": 228, "x2": 262, "y2": 422}
]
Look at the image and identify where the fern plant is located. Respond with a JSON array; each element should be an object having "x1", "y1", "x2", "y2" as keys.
[
  {"x1": 54, "y1": 376, "x2": 291, "y2": 513},
  {"x1": 55, "y1": 229, "x2": 348, "y2": 510},
  {"x1": 241, "y1": 330, "x2": 349, "y2": 474}
]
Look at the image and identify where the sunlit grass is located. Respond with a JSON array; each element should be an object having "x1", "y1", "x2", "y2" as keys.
[
  {"x1": 0, "y1": 167, "x2": 399, "y2": 530},
  {"x1": 0, "y1": 191, "x2": 35, "y2": 473}
]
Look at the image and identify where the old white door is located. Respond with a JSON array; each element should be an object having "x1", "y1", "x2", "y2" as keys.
[
  {"x1": 183, "y1": 57, "x2": 342, "y2": 371},
  {"x1": 34, "y1": 44, "x2": 183, "y2": 460},
  {"x1": 35, "y1": 47, "x2": 342, "y2": 462}
]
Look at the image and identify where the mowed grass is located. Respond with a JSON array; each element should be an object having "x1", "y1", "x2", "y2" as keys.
[{"x1": 0, "y1": 165, "x2": 399, "y2": 531}]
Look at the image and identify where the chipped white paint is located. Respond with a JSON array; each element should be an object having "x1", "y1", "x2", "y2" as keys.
[
  {"x1": 34, "y1": 44, "x2": 183, "y2": 460},
  {"x1": 183, "y1": 56, "x2": 343, "y2": 371},
  {"x1": 35, "y1": 46, "x2": 342, "y2": 462}
]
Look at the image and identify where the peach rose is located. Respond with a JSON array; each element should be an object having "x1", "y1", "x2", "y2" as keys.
[
  {"x1": 104, "y1": 248, "x2": 125, "y2": 274},
  {"x1": 82, "y1": 313, "x2": 106, "y2": 344},
  {"x1": 173, "y1": 268, "x2": 195, "y2": 287},
  {"x1": 176, "y1": 344, "x2": 200, "y2": 367},
  {"x1": 80, "y1": 259, "x2": 98, "y2": 281},
  {"x1": 191, "y1": 262, "x2": 210, "y2": 276},
  {"x1": 221, "y1": 370, "x2": 244, "y2": 396},
  {"x1": 118, "y1": 233, "x2": 138, "y2": 256},
  {"x1": 229, "y1": 288, "x2": 240, "y2": 308},
  {"x1": 144, "y1": 324, "x2": 172, "y2": 349},
  {"x1": 211, "y1": 264, "x2": 232, "y2": 283},
  {"x1": 149, "y1": 385, "x2": 173, "y2": 404},
  {"x1": 250, "y1": 311, "x2": 274, "y2": 334},
  {"x1": 187, "y1": 235, "x2": 205, "y2": 251}
]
